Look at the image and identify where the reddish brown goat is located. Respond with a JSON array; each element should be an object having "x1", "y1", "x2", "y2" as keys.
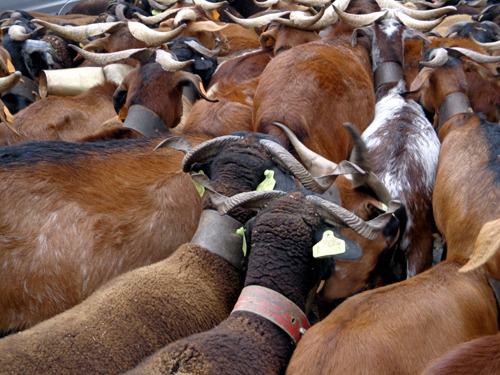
[
  {"x1": 0, "y1": 81, "x2": 118, "y2": 146},
  {"x1": 409, "y1": 48, "x2": 500, "y2": 257},
  {"x1": 421, "y1": 333, "x2": 500, "y2": 375}
]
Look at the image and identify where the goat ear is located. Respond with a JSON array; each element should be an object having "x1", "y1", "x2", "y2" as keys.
[
  {"x1": 409, "y1": 67, "x2": 433, "y2": 92},
  {"x1": 358, "y1": 201, "x2": 384, "y2": 221},
  {"x1": 259, "y1": 26, "x2": 278, "y2": 49},
  {"x1": 82, "y1": 36, "x2": 109, "y2": 53},
  {"x1": 113, "y1": 87, "x2": 128, "y2": 116},
  {"x1": 463, "y1": 60, "x2": 492, "y2": 81},
  {"x1": 402, "y1": 28, "x2": 430, "y2": 56},
  {"x1": 174, "y1": 71, "x2": 218, "y2": 102},
  {"x1": 350, "y1": 26, "x2": 375, "y2": 48},
  {"x1": 460, "y1": 218, "x2": 500, "y2": 279}
]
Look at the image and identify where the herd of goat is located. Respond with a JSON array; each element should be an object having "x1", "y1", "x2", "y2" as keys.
[{"x1": 0, "y1": 0, "x2": 500, "y2": 373}]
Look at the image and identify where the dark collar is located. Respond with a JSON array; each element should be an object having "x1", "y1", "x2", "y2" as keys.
[
  {"x1": 3, "y1": 75, "x2": 38, "y2": 102},
  {"x1": 190, "y1": 210, "x2": 246, "y2": 271},
  {"x1": 488, "y1": 278, "x2": 500, "y2": 330},
  {"x1": 122, "y1": 104, "x2": 170, "y2": 137},
  {"x1": 438, "y1": 92, "x2": 473, "y2": 132},
  {"x1": 374, "y1": 62, "x2": 403, "y2": 91}
]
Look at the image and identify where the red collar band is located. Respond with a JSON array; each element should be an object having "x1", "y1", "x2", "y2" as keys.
[{"x1": 231, "y1": 285, "x2": 310, "y2": 345}]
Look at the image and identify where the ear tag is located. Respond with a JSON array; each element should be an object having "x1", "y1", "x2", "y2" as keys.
[
  {"x1": 313, "y1": 230, "x2": 346, "y2": 258},
  {"x1": 236, "y1": 226, "x2": 247, "y2": 256},
  {"x1": 152, "y1": 9, "x2": 162, "y2": 15},
  {"x1": 381, "y1": 203, "x2": 388, "y2": 211},
  {"x1": 79, "y1": 42, "x2": 85, "y2": 48},
  {"x1": 190, "y1": 170, "x2": 205, "y2": 197},
  {"x1": 6, "y1": 59, "x2": 15, "y2": 74},
  {"x1": 256, "y1": 170, "x2": 276, "y2": 191}
]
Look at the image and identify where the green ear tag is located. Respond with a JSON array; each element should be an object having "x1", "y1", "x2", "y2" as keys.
[
  {"x1": 313, "y1": 230, "x2": 346, "y2": 258},
  {"x1": 190, "y1": 170, "x2": 205, "y2": 197},
  {"x1": 236, "y1": 227, "x2": 247, "y2": 256},
  {"x1": 256, "y1": 170, "x2": 276, "y2": 191},
  {"x1": 152, "y1": 9, "x2": 162, "y2": 15}
]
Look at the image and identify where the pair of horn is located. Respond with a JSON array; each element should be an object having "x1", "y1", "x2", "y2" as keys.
[
  {"x1": 191, "y1": 171, "x2": 400, "y2": 241},
  {"x1": 273, "y1": 122, "x2": 393, "y2": 205},
  {"x1": 421, "y1": 46, "x2": 500, "y2": 67}
]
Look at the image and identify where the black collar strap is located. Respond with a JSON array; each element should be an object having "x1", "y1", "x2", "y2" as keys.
[
  {"x1": 438, "y1": 92, "x2": 473, "y2": 132},
  {"x1": 231, "y1": 285, "x2": 310, "y2": 345},
  {"x1": 488, "y1": 278, "x2": 500, "y2": 330},
  {"x1": 374, "y1": 62, "x2": 403, "y2": 90},
  {"x1": 3, "y1": 75, "x2": 38, "y2": 102},
  {"x1": 183, "y1": 85, "x2": 197, "y2": 105},
  {"x1": 122, "y1": 104, "x2": 170, "y2": 137},
  {"x1": 190, "y1": 210, "x2": 246, "y2": 271}
]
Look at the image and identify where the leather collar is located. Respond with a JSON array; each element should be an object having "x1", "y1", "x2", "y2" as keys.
[
  {"x1": 231, "y1": 285, "x2": 310, "y2": 345},
  {"x1": 3, "y1": 75, "x2": 38, "y2": 102},
  {"x1": 488, "y1": 278, "x2": 500, "y2": 330},
  {"x1": 438, "y1": 92, "x2": 473, "y2": 132},
  {"x1": 190, "y1": 210, "x2": 246, "y2": 271},
  {"x1": 122, "y1": 104, "x2": 170, "y2": 137},
  {"x1": 374, "y1": 62, "x2": 403, "y2": 90}
]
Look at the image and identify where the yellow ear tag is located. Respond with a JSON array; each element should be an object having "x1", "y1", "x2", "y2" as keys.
[
  {"x1": 313, "y1": 231, "x2": 346, "y2": 258},
  {"x1": 256, "y1": 170, "x2": 276, "y2": 191},
  {"x1": 190, "y1": 170, "x2": 205, "y2": 197},
  {"x1": 79, "y1": 42, "x2": 85, "y2": 48},
  {"x1": 152, "y1": 9, "x2": 162, "y2": 15},
  {"x1": 6, "y1": 59, "x2": 15, "y2": 74},
  {"x1": 236, "y1": 226, "x2": 247, "y2": 256},
  {"x1": 381, "y1": 203, "x2": 388, "y2": 211}
]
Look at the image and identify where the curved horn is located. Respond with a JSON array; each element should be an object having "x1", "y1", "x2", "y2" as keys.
[
  {"x1": 8, "y1": 25, "x2": 32, "y2": 41},
  {"x1": 115, "y1": 3, "x2": 127, "y2": 20},
  {"x1": 148, "y1": 0, "x2": 169, "y2": 10},
  {"x1": 224, "y1": 10, "x2": 291, "y2": 28},
  {"x1": 292, "y1": 0, "x2": 330, "y2": 6},
  {"x1": 470, "y1": 34, "x2": 500, "y2": 52},
  {"x1": 443, "y1": 21, "x2": 470, "y2": 38},
  {"x1": 420, "y1": 47, "x2": 448, "y2": 67},
  {"x1": 259, "y1": 139, "x2": 333, "y2": 193},
  {"x1": 174, "y1": 8, "x2": 198, "y2": 28},
  {"x1": 275, "y1": 7, "x2": 326, "y2": 29},
  {"x1": 155, "y1": 49, "x2": 193, "y2": 72},
  {"x1": 0, "y1": 71, "x2": 21, "y2": 93},
  {"x1": 182, "y1": 135, "x2": 243, "y2": 172},
  {"x1": 412, "y1": 0, "x2": 447, "y2": 8},
  {"x1": 298, "y1": 4, "x2": 338, "y2": 30},
  {"x1": 395, "y1": 11, "x2": 445, "y2": 32},
  {"x1": 70, "y1": 45, "x2": 154, "y2": 64},
  {"x1": 273, "y1": 122, "x2": 338, "y2": 177},
  {"x1": 253, "y1": 0, "x2": 279, "y2": 7},
  {"x1": 375, "y1": 0, "x2": 456, "y2": 21},
  {"x1": 30, "y1": 19, "x2": 124, "y2": 42},
  {"x1": 483, "y1": 21, "x2": 500, "y2": 38},
  {"x1": 127, "y1": 22, "x2": 186, "y2": 47},
  {"x1": 153, "y1": 136, "x2": 194, "y2": 152},
  {"x1": 345, "y1": 123, "x2": 393, "y2": 205},
  {"x1": 335, "y1": 6, "x2": 387, "y2": 27},
  {"x1": 193, "y1": 0, "x2": 228, "y2": 11},
  {"x1": 468, "y1": 0, "x2": 487, "y2": 8},
  {"x1": 134, "y1": 8, "x2": 182, "y2": 25},
  {"x1": 184, "y1": 39, "x2": 220, "y2": 58},
  {"x1": 451, "y1": 46, "x2": 500, "y2": 63},
  {"x1": 306, "y1": 195, "x2": 401, "y2": 240}
]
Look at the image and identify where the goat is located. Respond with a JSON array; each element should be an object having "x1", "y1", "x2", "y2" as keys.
[
  {"x1": 409, "y1": 47, "x2": 500, "y2": 257},
  {"x1": 125, "y1": 190, "x2": 398, "y2": 375},
  {"x1": 285, "y1": 217, "x2": 500, "y2": 375}
]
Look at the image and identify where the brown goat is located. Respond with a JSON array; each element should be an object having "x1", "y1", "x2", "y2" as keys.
[
  {"x1": 286, "y1": 217, "x2": 500, "y2": 375},
  {"x1": 0, "y1": 81, "x2": 118, "y2": 145}
]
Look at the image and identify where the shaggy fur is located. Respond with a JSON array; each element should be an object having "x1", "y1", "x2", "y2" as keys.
[
  {"x1": 287, "y1": 257, "x2": 498, "y2": 375},
  {"x1": 0, "y1": 244, "x2": 243, "y2": 374},
  {"x1": 125, "y1": 192, "x2": 334, "y2": 375}
]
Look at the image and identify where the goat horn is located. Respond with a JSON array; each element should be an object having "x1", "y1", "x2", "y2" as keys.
[
  {"x1": 470, "y1": 34, "x2": 500, "y2": 52},
  {"x1": 134, "y1": 8, "x2": 182, "y2": 25},
  {"x1": 451, "y1": 46, "x2": 500, "y2": 63},
  {"x1": 259, "y1": 139, "x2": 334, "y2": 193},
  {"x1": 224, "y1": 10, "x2": 291, "y2": 28},
  {"x1": 127, "y1": 22, "x2": 186, "y2": 47},
  {"x1": 483, "y1": 21, "x2": 500, "y2": 38},
  {"x1": 291, "y1": 0, "x2": 330, "y2": 6},
  {"x1": 375, "y1": 0, "x2": 455, "y2": 20},
  {"x1": 200, "y1": 184, "x2": 288, "y2": 216},
  {"x1": 294, "y1": 4, "x2": 337, "y2": 30},
  {"x1": 0, "y1": 71, "x2": 21, "y2": 93},
  {"x1": 193, "y1": 0, "x2": 228, "y2": 11},
  {"x1": 306, "y1": 195, "x2": 401, "y2": 240},
  {"x1": 184, "y1": 39, "x2": 220, "y2": 58},
  {"x1": 30, "y1": 20, "x2": 124, "y2": 42},
  {"x1": 273, "y1": 122, "x2": 338, "y2": 177},
  {"x1": 412, "y1": 0, "x2": 447, "y2": 8},
  {"x1": 420, "y1": 47, "x2": 448, "y2": 67},
  {"x1": 153, "y1": 136, "x2": 194, "y2": 152},
  {"x1": 8, "y1": 25, "x2": 32, "y2": 41},
  {"x1": 345, "y1": 123, "x2": 393, "y2": 205},
  {"x1": 443, "y1": 21, "x2": 470, "y2": 38},
  {"x1": 253, "y1": 0, "x2": 279, "y2": 6},
  {"x1": 174, "y1": 8, "x2": 198, "y2": 28},
  {"x1": 468, "y1": 0, "x2": 487, "y2": 8},
  {"x1": 395, "y1": 12, "x2": 445, "y2": 33},
  {"x1": 335, "y1": 6, "x2": 387, "y2": 27},
  {"x1": 70, "y1": 45, "x2": 154, "y2": 64},
  {"x1": 155, "y1": 49, "x2": 193, "y2": 71},
  {"x1": 275, "y1": 7, "x2": 326, "y2": 29},
  {"x1": 115, "y1": 3, "x2": 127, "y2": 20},
  {"x1": 182, "y1": 135, "x2": 243, "y2": 172},
  {"x1": 148, "y1": 0, "x2": 169, "y2": 10}
]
